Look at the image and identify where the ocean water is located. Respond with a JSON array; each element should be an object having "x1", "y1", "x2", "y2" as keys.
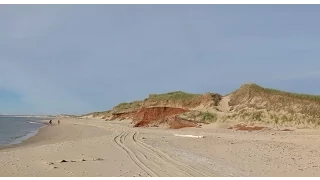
[{"x1": 0, "y1": 116, "x2": 47, "y2": 146}]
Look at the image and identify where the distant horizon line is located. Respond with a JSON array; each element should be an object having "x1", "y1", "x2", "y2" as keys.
[{"x1": 0, "y1": 114, "x2": 57, "y2": 117}]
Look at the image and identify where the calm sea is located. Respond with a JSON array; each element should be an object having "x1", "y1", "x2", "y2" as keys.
[{"x1": 0, "y1": 116, "x2": 48, "y2": 146}]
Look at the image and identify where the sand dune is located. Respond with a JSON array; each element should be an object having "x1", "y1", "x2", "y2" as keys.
[{"x1": 1, "y1": 118, "x2": 320, "y2": 177}]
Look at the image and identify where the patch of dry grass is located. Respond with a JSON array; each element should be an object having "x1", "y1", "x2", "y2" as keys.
[
  {"x1": 199, "y1": 111, "x2": 218, "y2": 123},
  {"x1": 112, "y1": 101, "x2": 142, "y2": 113},
  {"x1": 147, "y1": 91, "x2": 222, "y2": 107},
  {"x1": 177, "y1": 110, "x2": 218, "y2": 124},
  {"x1": 148, "y1": 91, "x2": 201, "y2": 101}
]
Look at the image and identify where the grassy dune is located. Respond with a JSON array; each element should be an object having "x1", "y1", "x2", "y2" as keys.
[{"x1": 229, "y1": 83, "x2": 320, "y2": 127}]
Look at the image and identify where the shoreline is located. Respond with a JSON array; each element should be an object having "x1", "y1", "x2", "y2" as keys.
[
  {"x1": 0, "y1": 123, "x2": 49, "y2": 151},
  {"x1": 0, "y1": 118, "x2": 108, "y2": 152},
  {"x1": 0, "y1": 118, "x2": 52, "y2": 151},
  {"x1": 10, "y1": 127, "x2": 42, "y2": 145}
]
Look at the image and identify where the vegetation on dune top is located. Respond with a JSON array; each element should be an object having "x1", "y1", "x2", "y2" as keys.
[
  {"x1": 246, "y1": 83, "x2": 320, "y2": 100},
  {"x1": 114, "y1": 101, "x2": 141, "y2": 108},
  {"x1": 148, "y1": 91, "x2": 202, "y2": 101},
  {"x1": 112, "y1": 101, "x2": 142, "y2": 113}
]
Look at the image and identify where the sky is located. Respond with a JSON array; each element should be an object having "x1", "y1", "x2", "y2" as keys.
[{"x1": 1, "y1": 5, "x2": 320, "y2": 115}]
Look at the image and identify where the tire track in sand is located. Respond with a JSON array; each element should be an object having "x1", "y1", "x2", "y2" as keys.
[
  {"x1": 114, "y1": 130, "x2": 212, "y2": 176},
  {"x1": 132, "y1": 131, "x2": 212, "y2": 177},
  {"x1": 128, "y1": 131, "x2": 188, "y2": 177},
  {"x1": 118, "y1": 131, "x2": 175, "y2": 176},
  {"x1": 113, "y1": 131, "x2": 158, "y2": 177}
]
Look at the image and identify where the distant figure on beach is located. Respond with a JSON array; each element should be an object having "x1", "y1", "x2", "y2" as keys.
[
  {"x1": 58, "y1": 120, "x2": 60, "y2": 125},
  {"x1": 49, "y1": 120, "x2": 52, "y2": 125}
]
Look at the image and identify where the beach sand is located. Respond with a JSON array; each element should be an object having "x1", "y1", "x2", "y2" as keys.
[{"x1": 1, "y1": 118, "x2": 320, "y2": 177}]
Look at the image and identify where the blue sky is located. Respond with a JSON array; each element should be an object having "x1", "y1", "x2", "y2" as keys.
[{"x1": 1, "y1": 5, "x2": 320, "y2": 115}]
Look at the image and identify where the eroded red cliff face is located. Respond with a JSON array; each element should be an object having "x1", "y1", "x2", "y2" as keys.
[
  {"x1": 133, "y1": 107, "x2": 190, "y2": 127},
  {"x1": 110, "y1": 107, "x2": 196, "y2": 128}
]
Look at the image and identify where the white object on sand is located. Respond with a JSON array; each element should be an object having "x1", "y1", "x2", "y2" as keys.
[{"x1": 173, "y1": 134, "x2": 204, "y2": 138}]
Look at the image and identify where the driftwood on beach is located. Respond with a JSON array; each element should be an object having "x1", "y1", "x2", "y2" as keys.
[{"x1": 173, "y1": 133, "x2": 204, "y2": 138}]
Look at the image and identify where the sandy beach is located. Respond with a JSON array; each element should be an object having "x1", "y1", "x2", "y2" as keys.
[{"x1": 1, "y1": 118, "x2": 320, "y2": 177}]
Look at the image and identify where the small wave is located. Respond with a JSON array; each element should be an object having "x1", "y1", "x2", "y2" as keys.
[
  {"x1": 9, "y1": 130, "x2": 39, "y2": 145},
  {"x1": 28, "y1": 121, "x2": 41, "y2": 125},
  {"x1": 10, "y1": 134, "x2": 25, "y2": 140}
]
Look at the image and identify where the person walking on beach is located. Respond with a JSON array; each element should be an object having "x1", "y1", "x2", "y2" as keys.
[
  {"x1": 58, "y1": 120, "x2": 60, "y2": 125},
  {"x1": 49, "y1": 120, "x2": 52, "y2": 125}
]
